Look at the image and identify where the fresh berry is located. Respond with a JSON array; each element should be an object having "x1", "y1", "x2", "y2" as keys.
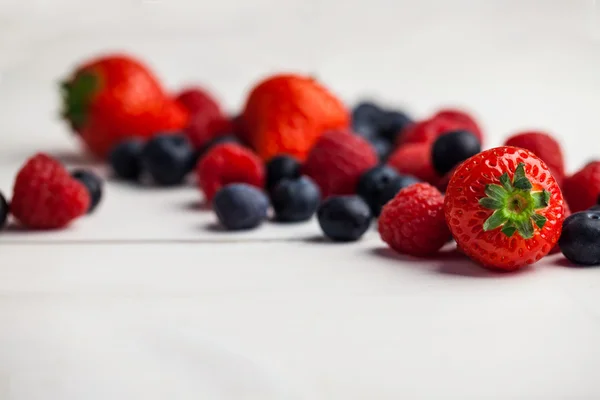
[
  {"x1": 184, "y1": 114, "x2": 232, "y2": 150},
  {"x1": 379, "y1": 110, "x2": 413, "y2": 142},
  {"x1": 558, "y1": 211, "x2": 600, "y2": 265},
  {"x1": 175, "y1": 87, "x2": 221, "y2": 116},
  {"x1": 11, "y1": 154, "x2": 90, "y2": 229},
  {"x1": 356, "y1": 165, "x2": 400, "y2": 216},
  {"x1": 399, "y1": 110, "x2": 483, "y2": 147},
  {"x1": 378, "y1": 174, "x2": 421, "y2": 210},
  {"x1": 108, "y1": 139, "x2": 144, "y2": 181},
  {"x1": 271, "y1": 176, "x2": 321, "y2": 222},
  {"x1": 387, "y1": 143, "x2": 438, "y2": 183},
  {"x1": 213, "y1": 183, "x2": 269, "y2": 231},
  {"x1": 0, "y1": 191, "x2": 9, "y2": 229},
  {"x1": 71, "y1": 169, "x2": 103, "y2": 213},
  {"x1": 317, "y1": 195, "x2": 372, "y2": 242},
  {"x1": 352, "y1": 101, "x2": 383, "y2": 129},
  {"x1": 444, "y1": 146, "x2": 565, "y2": 271},
  {"x1": 431, "y1": 130, "x2": 481, "y2": 175},
  {"x1": 266, "y1": 155, "x2": 302, "y2": 191},
  {"x1": 141, "y1": 134, "x2": 195, "y2": 186},
  {"x1": 563, "y1": 162, "x2": 600, "y2": 212},
  {"x1": 303, "y1": 130, "x2": 378, "y2": 197},
  {"x1": 60, "y1": 54, "x2": 189, "y2": 158},
  {"x1": 550, "y1": 201, "x2": 571, "y2": 254},
  {"x1": 197, "y1": 143, "x2": 265, "y2": 203},
  {"x1": 370, "y1": 137, "x2": 393, "y2": 162},
  {"x1": 242, "y1": 74, "x2": 350, "y2": 161},
  {"x1": 436, "y1": 166, "x2": 458, "y2": 193},
  {"x1": 433, "y1": 108, "x2": 483, "y2": 143},
  {"x1": 379, "y1": 183, "x2": 450, "y2": 256},
  {"x1": 353, "y1": 120, "x2": 379, "y2": 140},
  {"x1": 504, "y1": 131, "x2": 565, "y2": 187},
  {"x1": 198, "y1": 135, "x2": 242, "y2": 157}
]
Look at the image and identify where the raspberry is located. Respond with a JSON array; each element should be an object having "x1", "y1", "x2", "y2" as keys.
[
  {"x1": 398, "y1": 110, "x2": 483, "y2": 147},
  {"x1": 563, "y1": 161, "x2": 600, "y2": 212},
  {"x1": 387, "y1": 143, "x2": 439, "y2": 184},
  {"x1": 303, "y1": 130, "x2": 378, "y2": 198},
  {"x1": 197, "y1": 143, "x2": 265, "y2": 203},
  {"x1": 11, "y1": 153, "x2": 90, "y2": 229},
  {"x1": 176, "y1": 87, "x2": 221, "y2": 116},
  {"x1": 378, "y1": 183, "x2": 450, "y2": 257},
  {"x1": 433, "y1": 108, "x2": 483, "y2": 143},
  {"x1": 504, "y1": 131, "x2": 565, "y2": 187}
]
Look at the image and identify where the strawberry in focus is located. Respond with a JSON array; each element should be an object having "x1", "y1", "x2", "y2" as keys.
[
  {"x1": 444, "y1": 146, "x2": 565, "y2": 271},
  {"x1": 504, "y1": 131, "x2": 565, "y2": 187},
  {"x1": 379, "y1": 183, "x2": 450, "y2": 257},
  {"x1": 60, "y1": 54, "x2": 189, "y2": 158},
  {"x1": 242, "y1": 74, "x2": 350, "y2": 161},
  {"x1": 562, "y1": 161, "x2": 600, "y2": 212},
  {"x1": 303, "y1": 129, "x2": 378, "y2": 198},
  {"x1": 11, "y1": 154, "x2": 90, "y2": 229}
]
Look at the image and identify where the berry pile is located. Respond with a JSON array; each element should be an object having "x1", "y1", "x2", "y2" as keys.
[{"x1": 3, "y1": 53, "x2": 598, "y2": 273}]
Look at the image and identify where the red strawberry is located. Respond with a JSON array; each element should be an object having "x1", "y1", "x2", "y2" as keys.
[
  {"x1": 379, "y1": 183, "x2": 451, "y2": 256},
  {"x1": 398, "y1": 110, "x2": 483, "y2": 147},
  {"x1": 563, "y1": 161, "x2": 600, "y2": 212},
  {"x1": 11, "y1": 154, "x2": 90, "y2": 229},
  {"x1": 61, "y1": 54, "x2": 189, "y2": 158},
  {"x1": 504, "y1": 131, "x2": 565, "y2": 187},
  {"x1": 242, "y1": 74, "x2": 350, "y2": 161},
  {"x1": 197, "y1": 143, "x2": 265, "y2": 203},
  {"x1": 303, "y1": 130, "x2": 378, "y2": 198},
  {"x1": 444, "y1": 146, "x2": 565, "y2": 271},
  {"x1": 550, "y1": 201, "x2": 571, "y2": 254},
  {"x1": 387, "y1": 143, "x2": 439, "y2": 184}
]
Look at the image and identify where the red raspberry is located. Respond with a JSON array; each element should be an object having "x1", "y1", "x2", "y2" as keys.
[
  {"x1": 399, "y1": 111, "x2": 483, "y2": 147},
  {"x1": 303, "y1": 130, "x2": 378, "y2": 198},
  {"x1": 379, "y1": 183, "x2": 450, "y2": 257},
  {"x1": 11, "y1": 153, "x2": 90, "y2": 229},
  {"x1": 436, "y1": 166, "x2": 458, "y2": 193},
  {"x1": 387, "y1": 143, "x2": 438, "y2": 184},
  {"x1": 563, "y1": 161, "x2": 600, "y2": 212},
  {"x1": 176, "y1": 87, "x2": 221, "y2": 116},
  {"x1": 504, "y1": 131, "x2": 565, "y2": 187},
  {"x1": 197, "y1": 143, "x2": 265, "y2": 202}
]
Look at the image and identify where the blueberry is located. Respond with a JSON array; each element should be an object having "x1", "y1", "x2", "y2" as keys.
[
  {"x1": 271, "y1": 176, "x2": 321, "y2": 222},
  {"x1": 266, "y1": 155, "x2": 302, "y2": 191},
  {"x1": 370, "y1": 137, "x2": 393, "y2": 162},
  {"x1": 431, "y1": 130, "x2": 481, "y2": 175},
  {"x1": 213, "y1": 183, "x2": 269, "y2": 231},
  {"x1": 379, "y1": 110, "x2": 413, "y2": 142},
  {"x1": 352, "y1": 120, "x2": 379, "y2": 140},
  {"x1": 559, "y1": 211, "x2": 600, "y2": 265},
  {"x1": 378, "y1": 174, "x2": 420, "y2": 210},
  {"x1": 317, "y1": 195, "x2": 372, "y2": 242},
  {"x1": 357, "y1": 165, "x2": 400, "y2": 216},
  {"x1": 109, "y1": 139, "x2": 144, "y2": 181},
  {"x1": 71, "y1": 169, "x2": 103, "y2": 214},
  {"x1": 0, "y1": 191, "x2": 9, "y2": 229},
  {"x1": 141, "y1": 134, "x2": 195, "y2": 186},
  {"x1": 352, "y1": 101, "x2": 384, "y2": 137}
]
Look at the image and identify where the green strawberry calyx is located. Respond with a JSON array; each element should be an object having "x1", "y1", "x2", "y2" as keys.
[
  {"x1": 479, "y1": 163, "x2": 550, "y2": 239},
  {"x1": 60, "y1": 71, "x2": 99, "y2": 132}
]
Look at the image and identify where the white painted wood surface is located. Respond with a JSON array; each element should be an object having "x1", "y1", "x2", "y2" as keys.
[{"x1": 0, "y1": 1, "x2": 600, "y2": 398}]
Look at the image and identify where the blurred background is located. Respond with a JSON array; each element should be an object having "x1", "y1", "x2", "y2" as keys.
[{"x1": 0, "y1": 0, "x2": 598, "y2": 171}]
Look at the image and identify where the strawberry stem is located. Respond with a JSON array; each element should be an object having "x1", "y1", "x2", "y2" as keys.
[
  {"x1": 60, "y1": 72, "x2": 99, "y2": 132},
  {"x1": 478, "y1": 163, "x2": 550, "y2": 239}
]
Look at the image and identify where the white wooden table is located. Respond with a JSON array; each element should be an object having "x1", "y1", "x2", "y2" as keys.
[{"x1": 1, "y1": 1, "x2": 600, "y2": 398}]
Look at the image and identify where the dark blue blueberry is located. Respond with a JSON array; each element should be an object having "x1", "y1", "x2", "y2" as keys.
[
  {"x1": 378, "y1": 174, "x2": 420, "y2": 210},
  {"x1": 431, "y1": 130, "x2": 481, "y2": 175},
  {"x1": 0, "y1": 191, "x2": 8, "y2": 230},
  {"x1": 370, "y1": 137, "x2": 393, "y2": 162},
  {"x1": 357, "y1": 165, "x2": 400, "y2": 216},
  {"x1": 108, "y1": 139, "x2": 144, "y2": 181},
  {"x1": 317, "y1": 195, "x2": 372, "y2": 242},
  {"x1": 559, "y1": 211, "x2": 600, "y2": 266},
  {"x1": 379, "y1": 110, "x2": 413, "y2": 142},
  {"x1": 266, "y1": 155, "x2": 302, "y2": 191},
  {"x1": 213, "y1": 183, "x2": 269, "y2": 230},
  {"x1": 352, "y1": 120, "x2": 379, "y2": 140},
  {"x1": 71, "y1": 169, "x2": 103, "y2": 214},
  {"x1": 141, "y1": 134, "x2": 195, "y2": 186},
  {"x1": 271, "y1": 176, "x2": 321, "y2": 222},
  {"x1": 352, "y1": 101, "x2": 385, "y2": 137}
]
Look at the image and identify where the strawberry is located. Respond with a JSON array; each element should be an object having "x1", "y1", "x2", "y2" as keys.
[
  {"x1": 504, "y1": 131, "x2": 565, "y2": 187},
  {"x1": 61, "y1": 54, "x2": 189, "y2": 158},
  {"x1": 386, "y1": 143, "x2": 439, "y2": 184},
  {"x1": 563, "y1": 161, "x2": 600, "y2": 212},
  {"x1": 444, "y1": 146, "x2": 565, "y2": 271},
  {"x1": 242, "y1": 74, "x2": 349, "y2": 161}
]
